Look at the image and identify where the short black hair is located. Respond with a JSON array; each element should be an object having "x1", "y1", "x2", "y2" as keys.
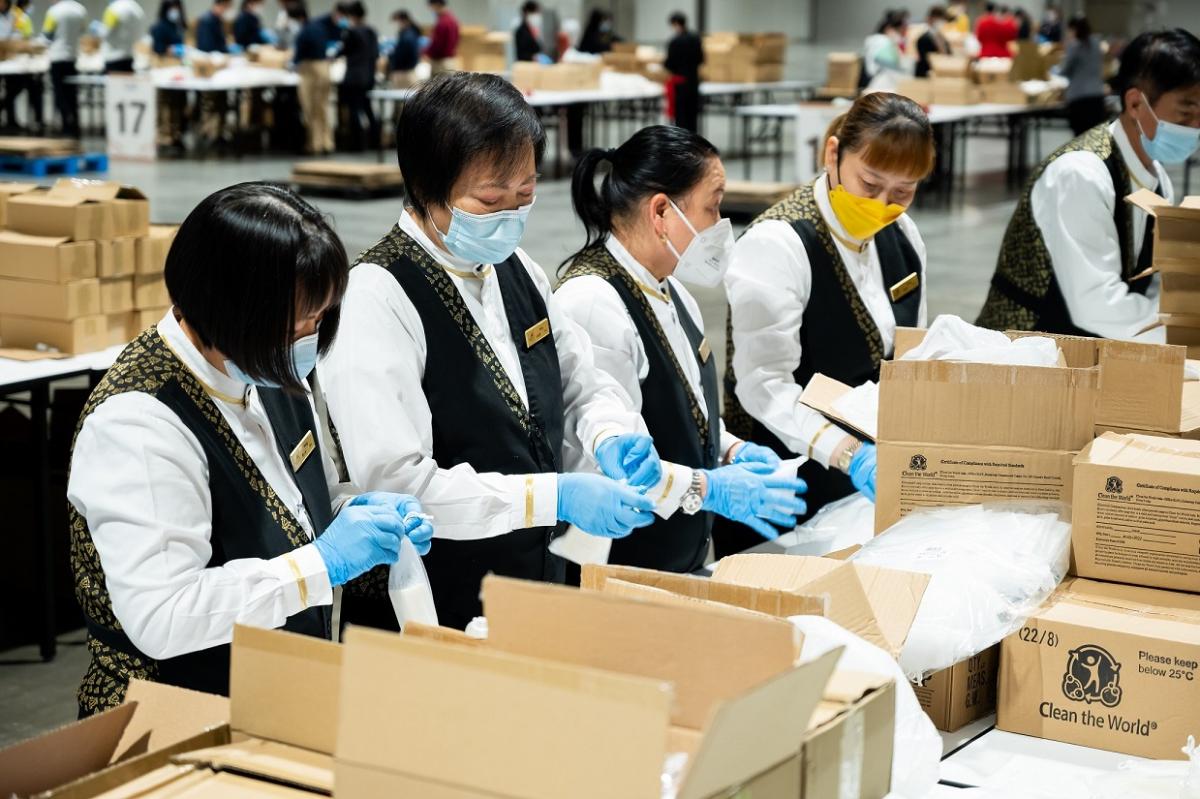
[
  {"x1": 396, "y1": 71, "x2": 545, "y2": 219},
  {"x1": 1067, "y1": 14, "x2": 1090, "y2": 41},
  {"x1": 393, "y1": 9, "x2": 411, "y2": 23},
  {"x1": 521, "y1": 1, "x2": 539, "y2": 14},
  {"x1": 337, "y1": 0, "x2": 364, "y2": 17},
  {"x1": 669, "y1": 11, "x2": 687, "y2": 27},
  {"x1": 428, "y1": 0, "x2": 445, "y2": 6},
  {"x1": 165, "y1": 183, "x2": 349, "y2": 393},
  {"x1": 1115, "y1": 28, "x2": 1200, "y2": 109},
  {"x1": 985, "y1": 2, "x2": 996, "y2": 12}
]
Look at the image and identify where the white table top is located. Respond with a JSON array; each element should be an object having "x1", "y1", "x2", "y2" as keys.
[
  {"x1": 701, "y1": 79, "x2": 819, "y2": 96},
  {"x1": 64, "y1": 65, "x2": 299, "y2": 91},
  {"x1": 0, "y1": 345, "x2": 122, "y2": 391},
  {"x1": 735, "y1": 101, "x2": 1060, "y2": 124}
]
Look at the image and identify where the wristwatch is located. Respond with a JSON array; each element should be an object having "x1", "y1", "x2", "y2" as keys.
[
  {"x1": 681, "y1": 470, "x2": 705, "y2": 516},
  {"x1": 836, "y1": 440, "x2": 864, "y2": 474}
]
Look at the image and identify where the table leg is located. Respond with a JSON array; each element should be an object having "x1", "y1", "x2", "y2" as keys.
[
  {"x1": 32, "y1": 382, "x2": 56, "y2": 662},
  {"x1": 742, "y1": 114, "x2": 751, "y2": 180},
  {"x1": 774, "y1": 118, "x2": 783, "y2": 182}
]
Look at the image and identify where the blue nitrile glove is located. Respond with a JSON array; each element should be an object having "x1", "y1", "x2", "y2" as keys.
[
  {"x1": 88, "y1": 20, "x2": 107, "y2": 37},
  {"x1": 418, "y1": 35, "x2": 431, "y2": 50},
  {"x1": 315, "y1": 493, "x2": 432, "y2": 585},
  {"x1": 172, "y1": 43, "x2": 186, "y2": 58},
  {"x1": 730, "y1": 441, "x2": 781, "y2": 474},
  {"x1": 535, "y1": 53, "x2": 553, "y2": 65},
  {"x1": 701, "y1": 465, "x2": 808, "y2": 541},
  {"x1": 557, "y1": 473, "x2": 656, "y2": 539},
  {"x1": 848, "y1": 443, "x2": 877, "y2": 502},
  {"x1": 595, "y1": 433, "x2": 662, "y2": 490}
]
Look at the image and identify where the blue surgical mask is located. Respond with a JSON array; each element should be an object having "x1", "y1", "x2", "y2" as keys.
[
  {"x1": 167, "y1": 7, "x2": 181, "y2": 22},
  {"x1": 224, "y1": 332, "x2": 320, "y2": 388},
  {"x1": 1138, "y1": 93, "x2": 1200, "y2": 165},
  {"x1": 435, "y1": 198, "x2": 535, "y2": 265},
  {"x1": 337, "y1": 17, "x2": 350, "y2": 29}
]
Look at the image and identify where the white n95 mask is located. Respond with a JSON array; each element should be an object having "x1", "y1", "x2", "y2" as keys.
[{"x1": 665, "y1": 198, "x2": 734, "y2": 287}]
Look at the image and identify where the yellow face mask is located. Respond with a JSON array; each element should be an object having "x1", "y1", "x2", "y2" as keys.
[{"x1": 828, "y1": 183, "x2": 906, "y2": 242}]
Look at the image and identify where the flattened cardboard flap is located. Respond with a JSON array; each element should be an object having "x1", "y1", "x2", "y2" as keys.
[
  {"x1": 48, "y1": 179, "x2": 148, "y2": 202},
  {"x1": 483, "y1": 576, "x2": 800, "y2": 730},
  {"x1": 678, "y1": 648, "x2": 843, "y2": 799},
  {"x1": 1037, "y1": 579, "x2": 1200, "y2": 642},
  {"x1": 798, "y1": 373, "x2": 876, "y2": 442},
  {"x1": 711, "y1": 554, "x2": 929, "y2": 658},
  {"x1": 0, "y1": 704, "x2": 136, "y2": 798},
  {"x1": 114, "y1": 680, "x2": 229, "y2": 763},
  {"x1": 1081, "y1": 431, "x2": 1200, "y2": 475},
  {"x1": 581, "y1": 563, "x2": 827, "y2": 618},
  {"x1": 229, "y1": 625, "x2": 342, "y2": 755},
  {"x1": 336, "y1": 627, "x2": 672, "y2": 799},
  {"x1": 1125, "y1": 187, "x2": 1172, "y2": 217}
]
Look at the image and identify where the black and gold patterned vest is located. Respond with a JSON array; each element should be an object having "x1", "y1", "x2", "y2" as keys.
[
  {"x1": 354, "y1": 227, "x2": 566, "y2": 630},
  {"x1": 70, "y1": 329, "x2": 333, "y2": 717},
  {"x1": 976, "y1": 124, "x2": 1152, "y2": 336},
  {"x1": 559, "y1": 243, "x2": 720, "y2": 573},
  {"x1": 717, "y1": 183, "x2": 921, "y2": 553}
]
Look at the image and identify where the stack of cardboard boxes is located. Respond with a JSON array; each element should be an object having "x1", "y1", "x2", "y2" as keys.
[
  {"x1": 1126, "y1": 189, "x2": 1200, "y2": 353},
  {"x1": 600, "y1": 42, "x2": 667, "y2": 82},
  {"x1": 816, "y1": 52, "x2": 861, "y2": 99},
  {"x1": 0, "y1": 179, "x2": 175, "y2": 355},
  {"x1": 701, "y1": 32, "x2": 788, "y2": 84},
  {"x1": 896, "y1": 53, "x2": 1058, "y2": 106},
  {"x1": 511, "y1": 60, "x2": 603, "y2": 93},
  {"x1": 457, "y1": 25, "x2": 509, "y2": 73}
]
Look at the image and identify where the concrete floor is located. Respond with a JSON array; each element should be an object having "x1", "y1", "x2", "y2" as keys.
[{"x1": 0, "y1": 114, "x2": 1192, "y2": 748}]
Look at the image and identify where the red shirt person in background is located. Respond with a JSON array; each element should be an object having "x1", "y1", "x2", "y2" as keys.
[
  {"x1": 425, "y1": 0, "x2": 459, "y2": 72},
  {"x1": 976, "y1": 1, "x2": 1017, "y2": 58}
]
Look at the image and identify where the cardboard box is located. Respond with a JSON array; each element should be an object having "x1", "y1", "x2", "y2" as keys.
[
  {"x1": 929, "y1": 53, "x2": 971, "y2": 77},
  {"x1": 820, "y1": 52, "x2": 861, "y2": 95},
  {"x1": 135, "y1": 306, "x2": 169, "y2": 332},
  {"x1": 804, "y1": 671, "x2": 895, "y2": 799},
  {"x1": 133, "y1": 274, "x2": 169, "y2": 310},
  {"x1": 135, "y1": 226, "x2": 177, "y2": 275},
  {"x1": 1072, "y1": 433, "x2": 1200, "y2": 592},
  {"x1": 1126, "y1": 190, "x2": 1200, "y2": 275},
  {"x1": 511, "y1": 61, "x2": 602, "y2": 93},
  {"x1": 931, "y1": 76, "x2": 982, "y2": 105},
  {"x1": 99, "y1": 277, "x2": 134, "y2": 314},
  {"x1": 96, "y1": 237, "x2": 137, "y2": 279},
  {"x1": 0, "y1": 180, "x2": 37, "y2": 226},
  {"x1": 105, "y1": 312, "x2": 134, "y2": 347},
  {"x1": 896, "y1": 77, "x2": 933, "y2": 106},
  {"x1": 913, "y1": 646, "x2": 1000, "y2": 732},
  {"x1": 0, "y1": 231, "x2": 97, "y2": 283},
  {"x1": 48, "y1": 179, "x2": 149, "y2": 238},
  {"x1": 979, "y1": 81, "x2": 1030, "y2": 104},
  {"x1": 0, "y1": 314, "x2": 108, "y2": 354},
  {"x1": 0, "y1": 277, "x2": 100, "y2": 320},
  {"x1": 6, "y1": 190, "x2": 111, "y2": 241},
  {"x1": 0, "y1": 679, "x2": 229, "y2": 799},
  {"x1": 997, "y1": 578, "x2": 1200, "y2": 759},
  {"x1": 335, "y1": 580, "x2": 845, "y2": 799}
]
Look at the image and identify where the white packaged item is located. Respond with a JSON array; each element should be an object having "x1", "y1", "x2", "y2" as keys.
[
  {"x1": 388, "y1": 535, "x2": 439, "y2": 630},
  {"x1": 464, "y1": 616, "x2": 489, "y2": 639},
  {"x1": 774, "y1": 491, "x2": 875, "y2": 555},
  {"x1": 899, "y1": 314, "x2": 1060, "y2": 367},
  {"x1": 849, "y1": 503, "x2": 1070, "y2": 679},
  {"x1": 791, "y1": 615, "x2": 941, "y2": 799},
  {"x1": 1090, "y1": 737, "x2": 1200, "y2": 799},
  {"x1": 829, "y1": 381, "x2": 879, "y2": 440},
  {"x1": 548, "y1": 524, "x2": 612, "y2": 566}
]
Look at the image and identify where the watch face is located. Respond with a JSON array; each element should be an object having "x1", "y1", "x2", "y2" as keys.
[{"x1": 682, "y1": 492, "x2": 704, "y2": 515}]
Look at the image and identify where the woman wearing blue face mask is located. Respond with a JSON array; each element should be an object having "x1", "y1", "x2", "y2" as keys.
[
  {"x1": 978, "y1": 28, "x2": 1200, "y2": 340},
  {"x1": 67, "y1": 183, "x2": 433, "y2": 716},
  {"x1": 554, "y1": 126, "x2": 807, "y2": 574},
  {"x1": 320, "y1": 72, "x2": 665, "y2": 628}
]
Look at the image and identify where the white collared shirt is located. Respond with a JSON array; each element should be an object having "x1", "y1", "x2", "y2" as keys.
[
  {"x1": 43, "y1": 0, "x2": 87, "y2": 63},
  {"x1": 67, "y1": 311, "x2": 346, "y2": 661},
  {"x1": 318, "y1": 210, "x2": 645, "y2": 542},
  {"x1": 100, "y1": 0, "x2": 144, "y2": 62},
  {"x1": 555, "y1": 236, "x2": 741, "y2": 514},
  {"x1": 1030, "y1": 119, "x2": 1172, "y2": 340},
  {"x1": 724, "y1": 175, "x2": 928, "y2": 468}
]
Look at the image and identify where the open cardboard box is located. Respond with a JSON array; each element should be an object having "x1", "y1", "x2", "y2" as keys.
[
  {"x1": 47, "y1": 180, "x2": 149, "y2": 238},
  {"x1": 338, "y1": 576, "x2": 844, "y2": 798},
  {"x1": 1125, "y1": 189, "x2": 1200, "y2": 277},
  {"x1": 134, "y1": 225, "x2": 178, "y2": 275},
  {"x1": 0, "y1": 680, "x2": 229, "y2": 799}
]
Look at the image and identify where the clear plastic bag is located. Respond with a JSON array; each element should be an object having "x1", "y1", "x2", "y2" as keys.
[
  {"x1": 899, "y1": 314, "x2": 1060, "y2": 366},
  {"x1": 775, "y1": 491, "x2": 876, "y2": 555},
  {"x1": 388, "y1": 535, "x2": 438, "y2": 630},
  {"x1": 1090, "y1": 737, "x2": 1200, "y2": 799},
  {"x1": 849, "y1": 502, "x2": 1071, "y2": 679}
]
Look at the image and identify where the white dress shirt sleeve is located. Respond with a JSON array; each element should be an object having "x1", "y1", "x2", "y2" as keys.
[
  {"x1": 67, "y1": 392, "x2": 332, "y2": 661},
  {"x1": 318, "y1": 264, "x2": 558, "y2": 541},
  {"x1": 1031, "y1": 152, "x2": 1159, "y2": 339},
  {"x1": 896, "y1": 213, "x2": 930, "y2": 330},
  {"x1": 725, "y1": 220, "x2": 851, "y2": 469}
]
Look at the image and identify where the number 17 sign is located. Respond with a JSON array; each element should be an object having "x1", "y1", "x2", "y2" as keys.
[{"x1": 105, "y1": 73, "x2": 157, "y2": 162}]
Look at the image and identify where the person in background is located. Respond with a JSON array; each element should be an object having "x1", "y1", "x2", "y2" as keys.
[
  {"x1": 1013, "y1": 7, "x2": 1033, "y2": 41},
  {"x1": 96, "y1": 0, "x2": 146, "y2": 74},
  {"x1": 5, "y1": 0, "x2": 43, "y2": 134},
  {"x1": 915, "y1": 5, "x2": 950, "y2": 79},
  {"x1": 196, "y1": 0, "x2": 230, "y2": 54},
  {"x1": 664, "y1": 11, "x2": 702, "y2": 133},
  {"x1": 234, "y1": 0, "x2": 271, "y2": 48},
  {"x1": 946, "y1": 0, "x2": 969, "y2": 34},
  {"x1": 975, "y1": 2, "x2": 1015, "y2": 59},
  {"x1": 895, "y1": 8, "x2": 911, "y2": 53},
  {"x1": 723, "y1": 93, "x2": 935, "y2": 556},
  {"x1": 1039, "y1": 4, "x2": 1063, "y2": 44},
  {"x1": 862, "y1": 11, "x2": 906, "y2": 91},
  {"x1": 275, "y1": 0, "x2": 307, "y2": 50},
  {"x1": 578, "y1": 8, "x2": 619, "y2": 55},
  {"x1": 294, "y1": 3, "x2": 344, "y2": 155},
  {"x1": 977, "y1": 29, "x2": 1200, "y2": 340},
  {"x1": 67, "y1": 181, "x2": 434, "y2": 715},
  {"x1": 514, "y1": 0, "x2": 544, "y2": 63},
  {"x1": 150, "y1": 0, "x2": 187, "y2": 153},
  {"x1": 388, "y1": 10, "x2": 420, "y2": 87},
  {"x1": 1055, "y1": 15, "x2": 1106, "y2": 135},
  {"x1": 320, "y1": 73, "x2": 665, "y2": 628},
  {"x1": 556, "y1": 126, "x2": 808, "y2": 573},
  {"x1": 424, "y1": 0, "x2": 458, "y2": 75},
  {"x1": 196, "y1": 0, "x2": 232, "y2": 151},
  {"x1": 338, "y1": 1, "x2": 379, "y2": 152},
  {"x1": 42, "y1": 0, "x2": 86, "y2": 138}
]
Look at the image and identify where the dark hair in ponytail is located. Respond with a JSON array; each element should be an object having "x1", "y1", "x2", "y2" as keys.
[{"x1": 566, "y1": 125, "x2": 719, "y2": 267}]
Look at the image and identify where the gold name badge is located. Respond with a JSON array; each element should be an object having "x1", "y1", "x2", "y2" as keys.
[
  {"x1": 889, "y1": 272, "x2": 920, "y2": 303},
  {"x1": 289, "y1": 430, "x2": 315, "y2": 472},
  {"x1": 698, "y1": 337, "x2": 712, "y2": 364},
  {"x1": 524, "y1": 318, "x2": 551, "y2": 349}
]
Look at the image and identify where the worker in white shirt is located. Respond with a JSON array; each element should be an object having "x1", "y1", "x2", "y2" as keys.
[
  {"x1": 1, "y1": 0, "x2": 41, "y2": 133},
  {"x1": 555, "y1": 125, "x2": 808, "y2": 573},
  {"x1": 319, "y1": 72, "x2": 662, "y2": 629},
  {"x1": 68, "y1": 183, "x2": 433, "y2": 716},
  {"x1": 722, "y1": 92, "x2": 934, "y2": 556},
  {"x1": 977, "y1": 28, "x2": 1200, "y2": 340},
  {"x1": 94, "y1": 0, "x2": 145, "y2": 73},
  {"x1": 42, "y1": 0, "x2": 87, "y2": 137}
]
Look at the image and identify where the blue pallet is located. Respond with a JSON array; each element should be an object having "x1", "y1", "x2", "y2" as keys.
[{"x1": 0, "y1": 152, "x2": 108, "y2": 177}]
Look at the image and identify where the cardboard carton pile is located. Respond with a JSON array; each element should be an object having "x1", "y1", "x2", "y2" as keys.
[
  {"x1": 1126, "y1": 189, "x2": 1200, "y2": 352},
  {"x1": 895, "y1": 52, "x2": 1061, "y2": 106},
  {"x1": 457, "y1": 25, "x2": 509, "y2": 73},
  {"x1": 0, "y1": 179, "x2": 176, "y2": 355},
  {"x1": 701, "y1": 32, "x2": 787, "y2": 84},
  {"x1": 601, "y1": 42, "x2": 667, "y2": 82},
  {"x1": 511, "y1": 60, "x2": 603, "y2": 93},
  {"x1": 290, "y1": 161, "x2": 404, "y2": 193},
  {"x1": 817, "y1": 52, "x2": 860, "y2": 99}
]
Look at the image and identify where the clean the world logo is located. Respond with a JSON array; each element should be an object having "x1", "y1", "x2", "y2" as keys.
[
  {"x1": 909, "y1": 454, "x2": 927, "y2": 471},
  {"x1": 1105, "y1": 476, "x2": 1124, "y2": 494},
  {"x1": 1062, "y1": 645, "x2": 1122, "y2": 708}
]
